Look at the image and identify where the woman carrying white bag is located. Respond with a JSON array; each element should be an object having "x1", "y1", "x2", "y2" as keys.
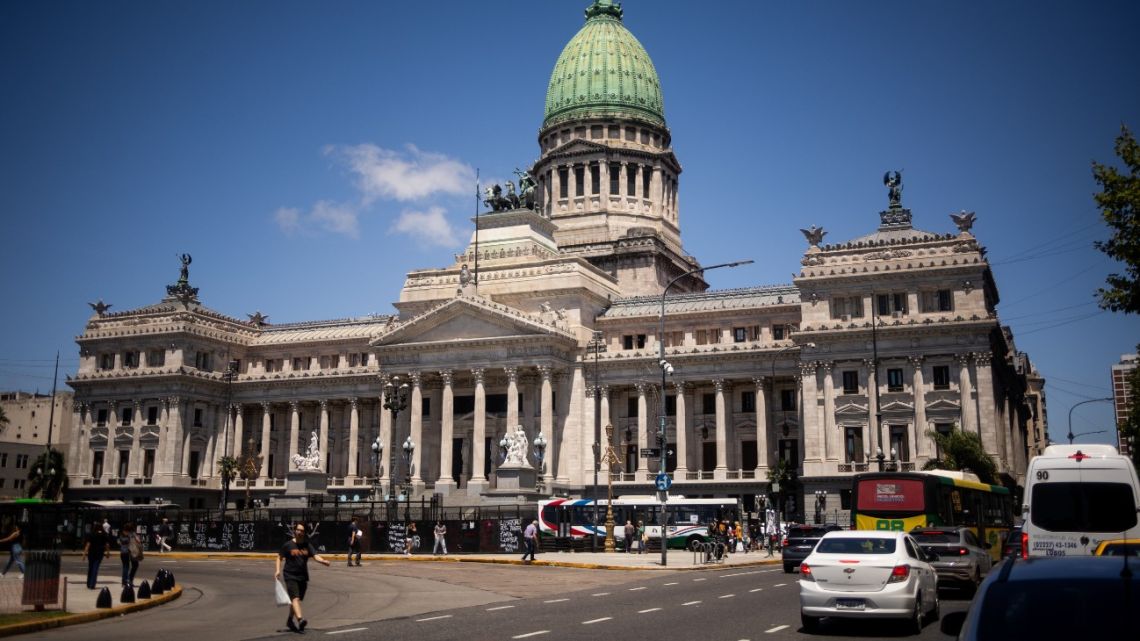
[{"x1": 274, "y1": 523, "x2": 330, "y2": 633}]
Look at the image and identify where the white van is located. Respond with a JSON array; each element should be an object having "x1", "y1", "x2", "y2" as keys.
[{"x1": 1022, "y1": 444, "x2": 1140, "y2": 557}]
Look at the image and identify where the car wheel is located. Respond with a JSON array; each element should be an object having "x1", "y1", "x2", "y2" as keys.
[
  {"x1": 909, "y1": 596, "x2": 924, "y2": 634},
  {"x1": 783, "y1": 562, "x2": 794, "y2": 573},
  {"x1": 801, "y1": 611, "x2": 820, "y2": 633}
]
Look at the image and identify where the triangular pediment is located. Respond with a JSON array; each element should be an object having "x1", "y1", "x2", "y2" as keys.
[
  {"x1": 881, "y1": 400, "x2": 915, "y2": 412},
  {"x1": 371, "y1": 294, "x2": 574, "y2": 347},
  {"x1": 926, "y1": 398, "x2": 961, "y2": 411},
  {"x1": 835, "y1": 402, "x2": 869, "y2": 415}
]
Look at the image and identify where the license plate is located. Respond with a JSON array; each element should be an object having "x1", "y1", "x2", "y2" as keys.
[{"x1": 835, "y1": 599, "x2": 865, "y2": 610}]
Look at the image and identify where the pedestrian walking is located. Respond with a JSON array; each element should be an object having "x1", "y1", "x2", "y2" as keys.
[
  {"x1": 117, "y1": 522, "x2": 144, "y2": 587},
  {"x1": 404, "y1": 522, "x2": 417, "y2": 556},
  {"x1": 433, "y1": 521, "x2": 448, "y2": 555},
  {"x1": 155, "y1": 518, "x2": 173, "y2": 554},
  {"x1": 623, "y1": 520, "x2": 635, "y2": 553},
  {"x1": 82, "y1": 523, "x2": 111, "y2": 589},
  {"x1": 275, "y1": 523, "x2": 330, "y2": 634},
  {"x1": 347, "y1": 517, "x2": 362, "y2": 566},
  {"x1": 0, "y1": 516, "x2": 25, "y2": 577},
  {"x1": 521, "y1": 519, "x2": 538, "y2": 562},
  {"x1": 102, "y1": 518, "x2": 111, "y2": 536},
  {"x1": 637, "y1": 521, "x2": 646, "y2": 555}
]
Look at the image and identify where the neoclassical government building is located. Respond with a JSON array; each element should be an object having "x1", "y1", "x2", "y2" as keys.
[{"x1": 64, "y1": 1, "x2": 1047, "y2": 520}]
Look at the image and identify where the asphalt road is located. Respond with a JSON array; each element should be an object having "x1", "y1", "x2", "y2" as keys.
[{"x1": 44, "y1": 558, "x2": 974, "y2": 641}]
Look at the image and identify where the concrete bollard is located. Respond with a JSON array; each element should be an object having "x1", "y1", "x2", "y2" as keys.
[
  {"x1": 120, "y1": 584, "x2": 136, "y2": 604},
  {"x1": 137, "y1": 580, "x2": 152, "y2": 599},
  {"x1": 95, "y1": 587, "x2": 113, "y2": 609}
]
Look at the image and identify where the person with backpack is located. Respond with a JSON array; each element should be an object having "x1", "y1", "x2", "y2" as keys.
[{"x1": 118, "y1": 522, "x2": 143, "y2": 587}]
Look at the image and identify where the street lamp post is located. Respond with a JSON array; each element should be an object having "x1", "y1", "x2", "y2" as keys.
[
  {"x1": 587, "y1": 330, "x2": 606, "y2": 552},
  {"x1": 602, "y1": 424, "x2": 621, "y2": 552},
  {"x1": 658, "y1": 259, "x2": 753, "y2": 567},
  {"x1": 533, "y1": 433, "x2": 548, "y2": 492},
  {"x1": 402, "y1": 435, "x2": 415, "y2": 522},
  {"x1": 1067, "y1": 397, "x2": 1114, "y2": 444},
  {"x1": 383, "y1": 375, "x2": 410, "y2": 522},
  {"x1": 220, "y1": 358, "x2": 238, "y2": 520},
  {"x1": 371, "y1": 436, "x2": 383, "y2": 499},
  {"x1": 769, "y1": 342, "x2": 814, "y2": 523}
]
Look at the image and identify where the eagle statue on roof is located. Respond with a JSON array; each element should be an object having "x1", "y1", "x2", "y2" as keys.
[
  {"x1": 950, "y1": 210, "x2": 976, "y2": 233},
  {"x1": 800, "y1": 225, "x2": 827, "y2": 248}
]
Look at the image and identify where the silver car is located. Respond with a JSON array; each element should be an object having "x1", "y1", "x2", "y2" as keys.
[
  {"x1": 798, "y1": 530, "x2": 939, "y2": 633},
  {"x1": 911, "y1": 527, "x2": 993, "y2": 592}
]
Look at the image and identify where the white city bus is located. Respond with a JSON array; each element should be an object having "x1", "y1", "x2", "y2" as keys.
[{"x1": 537, "y1": 495, "x2": 742, "y2": 550}]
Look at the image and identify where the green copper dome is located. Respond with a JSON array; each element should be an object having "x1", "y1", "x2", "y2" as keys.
[{"x1": 543, "y1": 1, "x2": 665, "y2": 129}]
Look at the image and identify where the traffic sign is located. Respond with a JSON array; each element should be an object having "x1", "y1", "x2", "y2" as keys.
[
  {"x1": 640, "y1": 448, "x2": 661, "y2": 458},
  {"x1": 655, "y1": 473, "x2": 672, "y2": 491}
]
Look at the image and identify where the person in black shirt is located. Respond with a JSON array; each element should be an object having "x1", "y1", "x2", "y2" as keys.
[
  {"x1": 82, "y1": 524, "x2": 111, "y2": 589},
  {"x1": 0, "y1": 517, "x2": 25, "y2": 577},
  {"x1": 275, "y1": 523, "x2": 329, "y2": 633}
]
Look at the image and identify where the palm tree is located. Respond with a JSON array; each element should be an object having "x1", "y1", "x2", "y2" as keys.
[
  {"x1": 28, "y1": 448, "x2": 68, "y2": 500},
  {"x1": 216, "y1": 455, "x2": 240, "y2": 517},
  {"x1": 0, "y1": 406, "x2": 9, "y2": 430},
  {"x1": 923, "y1": 425, "x2": 998, "y2": 484}
]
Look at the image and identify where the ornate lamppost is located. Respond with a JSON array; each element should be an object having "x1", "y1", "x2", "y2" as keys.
[
  {"x1": 533, "y1": 432, "x2": 548, "y2": 492},
  {"x1": 371, "y1": 435, "x2": 383, "y2": 498},
  {"x1": 401, "y1": 435, "x2": 415, "y2": 522},
  {"x1": 602, "y1": 424, "x2": 622, "y2": 552},
  {"x1": 383, "y1": 375, "x2": 409, "y2": 519},
  {"x1": 587, "y1": 330, "x2": 606, "y2": 552},
  {"x1": 219, "y1": 358, "x2": 239, "y2": 520}
]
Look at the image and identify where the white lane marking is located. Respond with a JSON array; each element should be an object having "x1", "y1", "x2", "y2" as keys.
[
  {"x1": 326, "y1": 629, "x2": 368, "y2": 635},
  {"x1": 628, "y1": 586, "x2": 647, "y2": 591},
  {"x1": 513, "y1": 632, "x2": 549, "y2": 639},
  {"x1": 416, "y1": 615, "x2": 452, "y2": 622},
  {"x1": 749, "y1": 588, "x2": 764, "y2": 593},
  {"x1": 487, "y1": 605, "x2": 515, "y2": 611},
  {"x1": 544, "y1": 598, "x2": 569, "y2": 603},
  {"x1": 693, "y1": 577, "x2": 707, "y2": 582},
  {"x1": 773, "y1": 583, "x2": 787, "y2": 587},
  {"x1": 682, "y1": 600, "x2": 701, "y2": 606},
  {"x1": 591, "y1": 592, "x2": 610, "y2": 597},
  {"x1": 638, "y1": 607, "x2": 661, "y2": 614},
  {"x1": 765, "y1": 625, "x2": 789, "y2": 634},
  {"x1": 720, "y1": 572, "x2": 745, "y2": 577},
  {"x1": 664, "y1": 581, "x2": 678, "y2": 586},
  {"x1": 719, "y1": 594, "x2": 735, "y2": 598},
  {"x1": 582, "y1": 617, "x2": 612, "y2": 625}
]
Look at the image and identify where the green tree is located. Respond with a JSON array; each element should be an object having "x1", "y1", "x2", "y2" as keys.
[
  {"x1": 27, "y1": 448, "x2": 68, "y2": 500},
  {"x1": 217, "y1": 455, "x2": 240, "y2": 515},
  {"x1": 0, "y1": 406, "x2": 9, "y2": 430},
  {"x1": 922, "y1": 426, "x2": 998, "y2": 485},
  {"x1": 1092, "y1": 125, "x2": 1140, "y2": 314}
]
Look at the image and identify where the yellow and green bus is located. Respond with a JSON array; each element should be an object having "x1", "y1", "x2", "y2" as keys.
[{"x1": 851, "y1": 470, "x2": 1014, "y2": 560}]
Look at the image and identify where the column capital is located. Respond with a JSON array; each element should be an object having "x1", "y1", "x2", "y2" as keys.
[
  {"x1": 133, "y1": 399, "x2": 143, "y2": 410},
  {"x1": 908, "y1": 355, "x2": 925, "y2": 368},
  {"x1": 472, "y1": 368, "x2": 485, "y2": 384},
  {"x1": 818, "y1": 360, "x2": 834, "y2": 373},
  {"x1": 972, "y1": 351, "x2": 993, "y2": 366},
  {"x1": 863, "y1": 357, "x2": 877, "y2": 370},
  {"x1": 634, "y1": 381, "x2": 649, "y2": 395},
  {"x1": 712, "y1": 378, "x2": 727, "y2": 393},
  {"x1": 166, "y1": 396, "x2": 182, "y2": 409},
  {"x1": 955, "y1": 353, "x2": 972, "y2": 366},
  {"x1": 752, "y1": 376, "x2": 767, "y2": 389},
  {"x1": 799, "y1": 361, "x2": 819, "y2": 377},
  {"x1": 289, "y1": 400, "x2": 300, "y2": 412},
  {"x1": 536, "y1": 364, "x2": 552, "y2": 382},
  {"x1": 409, "y1": 371, "x2": 422, "y2": 387},
  {"x1": 504, "y1": 366, "x2": 518, "y2": 383},
  {"x1": 349, "y1": 397, "x2": 358, "y2": 409},
  {"x1": 318, "y1": 399, "x2": 328, "y2": 410},
  {"x1": 261, "y1": 401, "x2": 272, "y2": 412},
  {"x1": 673, "y1": 380, "x2": 689, "y2": 393},
  {"x1": 230, "y1": 402, "x2": 242, "y2": 413},
  {"x1": 439, "y1": 369, "x2": 453, "y2": 385}
]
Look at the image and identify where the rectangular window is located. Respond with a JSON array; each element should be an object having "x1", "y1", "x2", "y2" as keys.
[
  {"x1": 609, "y1": 162, "x2": 620, "y2": 194},
  {"x1": 642, "y1": 167, "x2": 651, "y2": 198},
  {"x1": 143, "y1": 449, "x2": 155, "y2": 478},
  {"x1": 148, "y1": 349, "x2": 165, "y2": 367},
  {"x1": 193, "y1": 408, "x2": 203, "y2": 427},
  {"x1": 780, "y1": 389, "x2": 797, "y2": 411},
  {"x1": 421, "y1": 397, "x2": 431, "y2": 417},
  {"x1": 695, "y1": 329, "x2": 709, "y2": 345},
  {"x1": 1030, "y1": 482, "x2": 1139, "y2": 533},
  {"x1": 147, "y1": 406, "x2": 159, "y2": 425},
  {"x1": 559, "y1": 167, "x2": 569, "y2": 198},
  {"x1": 360, "y1": 353, "x2": 369, "y2": 366},
  {"x1": 15, "y1": 454, "x2": 29, "y2": 469},
  {"x1": 96, "y1": 408, "x2": 108, "y2": 426},
  {"x1": 625, "y1": 126, "x2": 635, "y2": 141},
  {"x1": 590, "y1": 163, "x2": 600, "y2": 195},
  {"x1": 741, "y1": 391, "x2": 756, "y2": 413},
  {"x1": 627, "y1": 166, "x2": 637, "y2": 196},
  {"x1": 665, "y1": 395, "x2": 676, "y2": 416},
  {"x1": 0, "y1": 453, "x2": 6, "y2": 467},
  {"x1": 887, "y1": 368, "x2": 904, "y2": 391},
  {"x1": 122, "y1": 351, "x2": 139, "y2": 368},
  {"x1": 627, "y1": 397, "x2": 638, "y2": 418},
  {"x1": 748, "y1": 325, "x2": 761, "y2": 341},
  {"x1": 635, "y1": 334, "x2": 647, "y2": 349},
  {"x1": 932, "y1": 365, "x2": 951, "y2": 389},
  {"x1": 319, "y1": 355, "x2": 331, "y2": 369},
  {"x1": 831, "y1": 296, "x2": 865, "y2": 319},
  {"x1": 622, "y1": 335, "x2": 634, "y2": 350},
  {"x1": 772, "y1": 325, "x2": 785, "y2": 340},
  {"x1": 701, "y1": 392, "x2": 715, "y2": 415},
  {"x1": 889, "y1": 425, "x2": 910, "y2": 461},
  {"x1": 91, "y1": 451, "x2": 104, "y2": 478},
  {"x1": 608, "y1": 125, "x2": 620, "y2": 138},
  {"x1": 842, "y1": 371, "x2": 859, "y2": 395},
  {"x1": 574, "y1": 166, "x2": 584, "y2": 196},
  {"x1": 118, "y1": 450, "x2": 130, "y2": 478},
  {"x1": 349, "y1": 353, "x2": 360, "y2": 367},
  {"x1": 938, "y1": 289, "x2": 953, "y2": 311},
  {"x1": 99, "y1": 354, "x2": 114, "y2": 370},
  {"x1": 454, "y1": 395, "x2": 475, "y2": 416},
  {"x1": 845, "y1": 427, "x2": 864, "y2": 463},
  {"x1": 188, "y1": 451, "x2": 200, "y2": 480},
  {"x1": 708, "y1": 328, "x2": 721, "y2": 344},
  {"x1": 590, "y1": 125, "x2": 603, "y2": 139},
  {"x1": 663, "y1": 331, "x2": 684, "y2": 347},
  {"x1": 893, "y1": 293, "x2": 907, "y2": 315},
  {"x1": 877, "y1": 294, "x2": 890, "y2": 316},
  {"x1": 121, "y1": 407, "x2": 133, "y2": 426}
]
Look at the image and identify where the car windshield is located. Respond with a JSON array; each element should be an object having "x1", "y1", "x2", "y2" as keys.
[
  {"x1": 1031, "y1": 482, "x2": 1139, "y2": 532},
  {"x1": 1100, "y1": 543, "x2": 1140, "y2": 556},
  {"x1": 913, "y1": 531, "x2": 958, "y2": 544},
  {"x1": 976, "y1": 577, "x2": 1139, "y2": 636},
  {"x1": 815, "y1": 537, "x2": 897, "y2": 554}
]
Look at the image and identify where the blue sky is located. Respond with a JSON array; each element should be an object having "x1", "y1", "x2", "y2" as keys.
[{"x1": 2, "y1": 0, "x2": 1137, "y2": 447}]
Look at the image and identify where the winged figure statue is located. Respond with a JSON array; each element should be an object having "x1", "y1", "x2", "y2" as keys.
[
  {"x1": 800, "y1": 225, "x2": 827, "y2": 248},
  {"x1": 950, "y1": 210, "x2": 976, "y2": 233}
]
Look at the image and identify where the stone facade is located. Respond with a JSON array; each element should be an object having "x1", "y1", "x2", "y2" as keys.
[
  {"x1": 0, "y1": 391, "x2": 72, "y2": 499},
  {"x1": 61, "y1": 1, "x2": 1045, "y2": 521}
]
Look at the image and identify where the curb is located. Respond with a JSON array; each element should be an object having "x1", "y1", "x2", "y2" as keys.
[{"x1": 0, "y1": 585, "x2": 182, "y2": 638}]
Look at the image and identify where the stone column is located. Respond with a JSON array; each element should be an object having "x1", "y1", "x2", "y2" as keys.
[
  {"x1": 599, "y1": 385, "x2": 611, "y2": 435},
  {"x1": 567, "y1": 163, "x2": 577, "y2": 200},
  {"x1": 910, "y1": 357, "x2": 927, "y2": 460},
  {"x1": 180, "y1": 403, "x2": 193, "y2": 479},
  {"x1": 674, "y1": 381, "x2": 688, "y2": 474},
  {"x1": 635, "y1": 382, "x2": 649, "y2": 475},
  {"x1": 347, "y1": 398, "x2": 360, "y2": 478},
  {"x1": 167, "y1": 398, "x2": 184, "y2": 478},
  {"x1": 232, "y1": 404, "x2": 244, "y2": 467},
  {"x1": 317, "y1": 400, "x2": 329, "y2": 473},
  {"x1": 72, "y1": 403, "x2": 88, "y2": 478},
  {"x1": 865, "y1": 359, "x2": 880, "y2": 456},
  {"x1": 651, "y1": 167, "x2": 662, "y2": 216},
  {"x1": 972, "y1": 352, "x2": 998, "y2": 457},
  {"x1": 470, "y1": 368, "x2": 488, "y2": 491},
  {"x1": 260, "y1": 403, "x2": 272, "y2": 477},
  {"x1": 506, "y1": 367, "x2": 519, "y2": 428},
  {"x1": 800, "y1": 363, "x2": 821, "y2": 467},
  {"x1": 288, "y1": 401, "x2": 300, "y2": 471},
  {"x1": 539, "y1": 365, "x2": 554, "y2": 485},
  {"x1": 379, "y1": 381, "x2": 392, "y2": 482},
  {"x1": 753, "y1": 377, "x2": 769, "y2": 475},
  {"x1": 204, "y1": 404, "x2": 218, "y2": 478},
  {"x1": 821, "y1": 362, "x2": 837, "y2": 462},
  {"x1": 713, "y1": 379, "x2": 728, "y2": 478},
  {"x1": 128, "y1": 400, "x2": 142, "y2": 477},
  {"x1": 600, "y1": 161, "x2": 610, "y2": 200},
  {"x1": 437, "y1": 370, "x2": 456, "y2": 492},
  {"x1": 410, "y1": 372, "x2": 424, "y2": 487},
  {"x1": 957, "y1": 353, "x2": 975, "y2": 434}
]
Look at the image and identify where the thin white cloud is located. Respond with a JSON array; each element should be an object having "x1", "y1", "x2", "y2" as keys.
[
  {"x1": 391, "y1": 206, "x2": 459, "y2": 247},
  {"x1": 273, "y1": 202, "x2": 361, "y2": 239},
  {"x1": 332, "y1": 143, "x2": 475, "y2": 203}
]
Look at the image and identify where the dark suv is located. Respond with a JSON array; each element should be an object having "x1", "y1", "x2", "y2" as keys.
[{"x1": 782, "y1": 524, "x2": 841, "y2": 573}]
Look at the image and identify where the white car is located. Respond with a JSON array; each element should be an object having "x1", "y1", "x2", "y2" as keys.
[{"x1": 798, "y1": 530, "x2": 939, "y2": 633}]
